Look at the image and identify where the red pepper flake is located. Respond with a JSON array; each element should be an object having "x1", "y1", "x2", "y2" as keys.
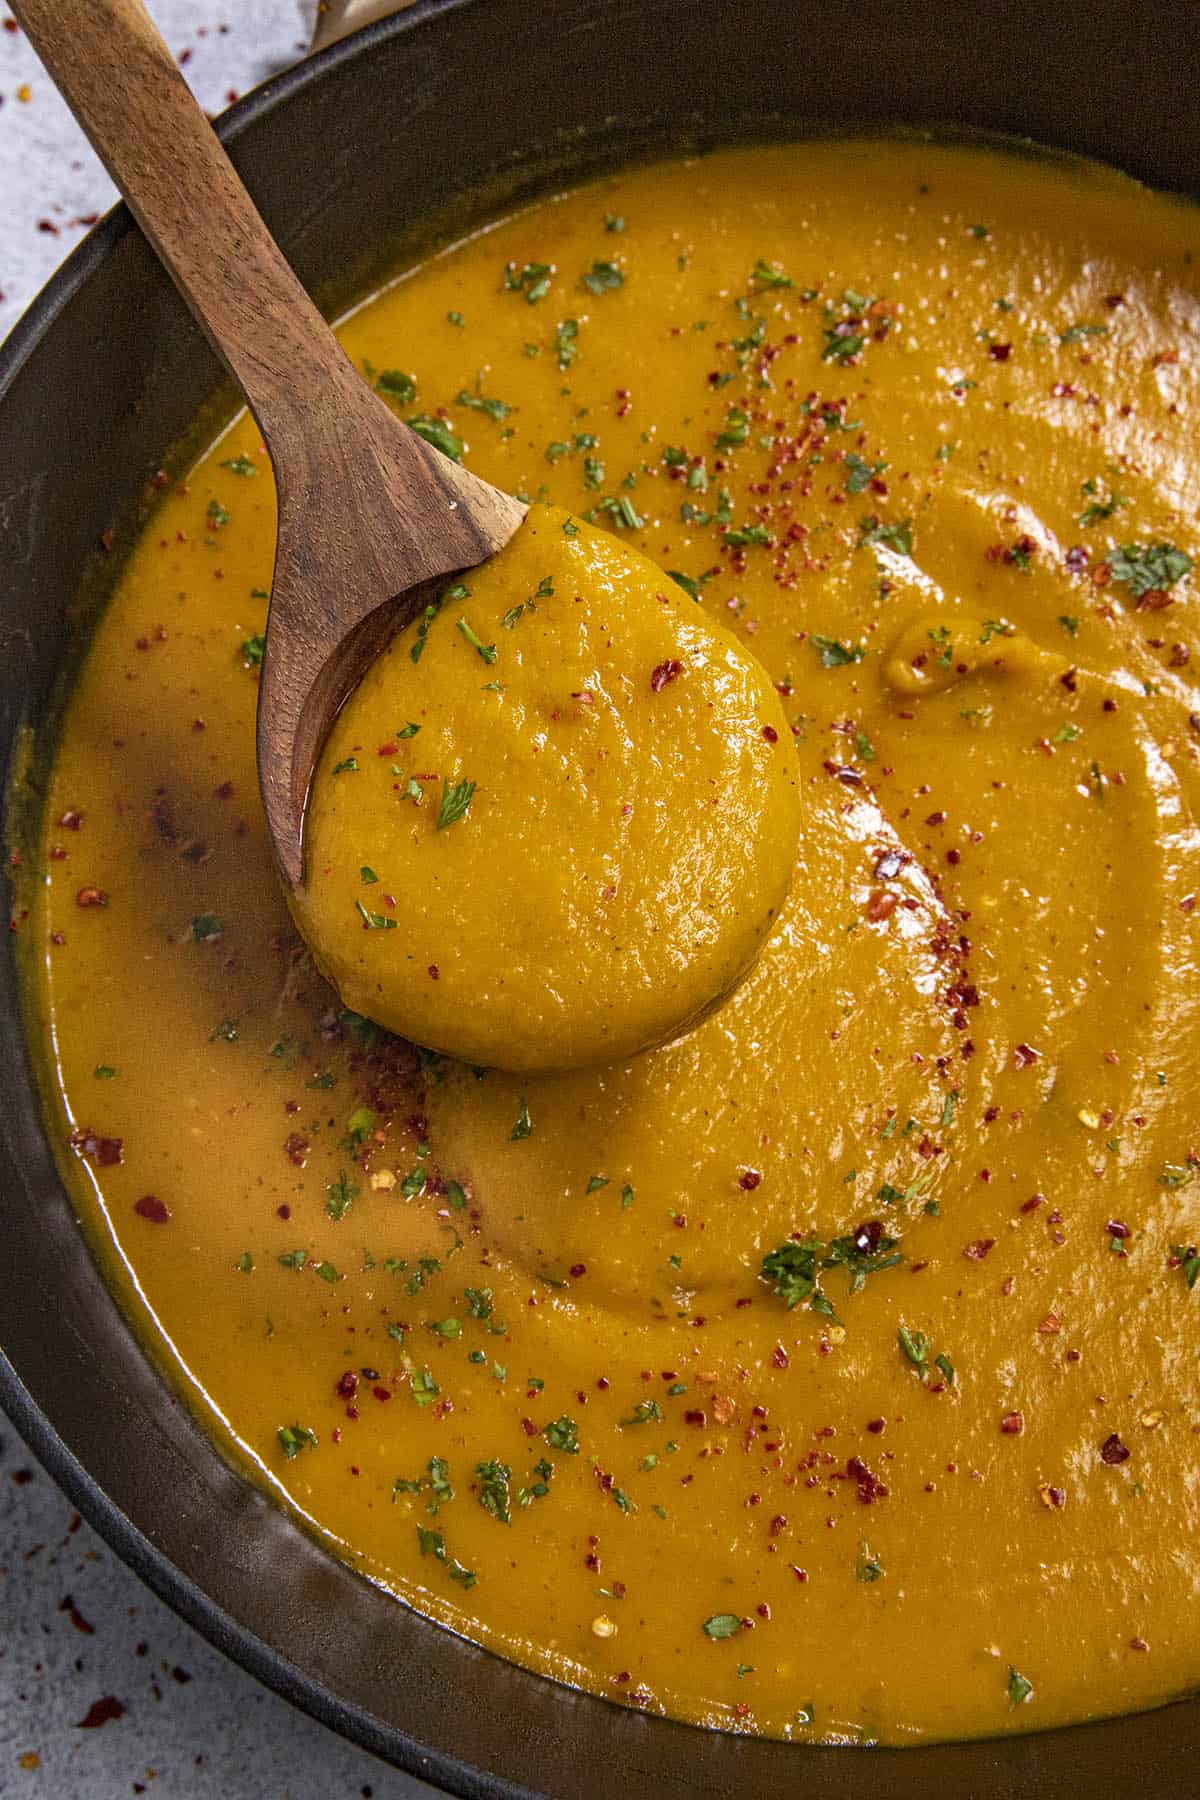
[
  {"x1": 133, "y1": 1195, "x2": 170, "y2": 1224},
  {"x1": 335, "y1": 1371, "x2": 359, "y2": 1400},
  {"x1": 1130, "y1": 1637, "x2": 1150, "y2": 1652},
  {"x1": 963, "y1": 1238, "x2": 995, "y2": 1260},
  {"x1": 372, "y1": 1385, "x2": 392, "y2": 1403},
  {"x1": 283, "y1": 1132, "x2": 309, "y2": 1167},
  {"x1": 865, "y1": 888, "x2": 897, "y2": 923},
  {"x1": 650, "y1": 659, "x2": 683, "y2": 692},
  {"x1": 68, "y1": 1127, "x2": 123, "y2": 1167},
  {"x1": 59, "y1": 809, "x2": 83, "y2": 830},
  {"x1": 75, "y1": 886, "x2": 108, "y2": 908},
  {"x1": 1100, "y1": 1433, "x2": 1130, "y2": 1465},
  {"x1": 683, "y1": 1409, "x2": 707, "y2": 1427},
  {"x1": 738, "y1": 1169, "x2": 762, "y2": 1191},
  {"x1": 1037, "y1": 1312, "x2": 1061, "y2": 1335},
  {"x1": 1000, "y1": 1411, "x2": 1024, "y2": 1435},
  {"x1": 845, "y1": 1455, "x2": 889, "y2": 1504},
  {"x1": 1106, "y1": 1219, "x2": 1130, "y2": 1241},
  {"x1": 59, "y1": 1594, "x2": 95, "y2": 1634},
  {"x1": 1013, "y1": 1042, "x2": 1039, "y2": 1069},
  {"x1": 1038, "y1": 1484, "x2": 1067, "y2": 1510},
  {"x1": 988, "y1": 342, "x2": 1012, "y2": 362},
  {"x1": 569, "y1": 1262, "x2": 587, "y2": 1278},
  {"x1": 77, "y1": 1696, "x2": 126, "y2": 1729},
  {"x1": 762, "y1": 724, "x2": 779, "y2": 744}
]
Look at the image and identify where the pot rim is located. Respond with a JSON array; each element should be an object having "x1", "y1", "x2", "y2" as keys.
[{"x1": 1, "y1": 4, "x2": 1197, "y2": 1794}]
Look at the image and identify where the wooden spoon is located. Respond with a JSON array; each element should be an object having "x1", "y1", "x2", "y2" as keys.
[{"x1": 14, "y1": 0, "x2": 526, "y2": 888}]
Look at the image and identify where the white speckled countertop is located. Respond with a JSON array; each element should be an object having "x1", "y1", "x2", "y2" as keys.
[{"x1": 0, "y1": 6, "x2": 440, "y2": 1794}]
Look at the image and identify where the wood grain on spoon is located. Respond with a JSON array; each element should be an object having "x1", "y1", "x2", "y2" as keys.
[{"x1": 13, "y1": 0, "x2": 526, "y2": 888}]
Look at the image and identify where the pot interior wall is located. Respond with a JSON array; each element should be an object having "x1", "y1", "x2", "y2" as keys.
[{"x1": 0, "y1": 1, "x2": 1197, "y2": 1795}]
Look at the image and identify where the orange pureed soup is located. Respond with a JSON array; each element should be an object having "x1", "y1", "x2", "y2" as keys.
[{"x1": 26, "y1": 140, "x2": 1200, "y2": 1744}]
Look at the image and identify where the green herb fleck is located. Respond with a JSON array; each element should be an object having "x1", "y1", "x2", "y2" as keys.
[
  {"x1": 278, "y1": 1423, "x2": 317, "y2": 1460},
  {"x1": 437, "y1": 778, "x2": 476, "y2": 830}
]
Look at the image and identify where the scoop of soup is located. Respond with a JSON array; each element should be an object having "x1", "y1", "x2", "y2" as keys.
[{"x1": 294, "y1": 504, "x2": 801, "y2": 1070}]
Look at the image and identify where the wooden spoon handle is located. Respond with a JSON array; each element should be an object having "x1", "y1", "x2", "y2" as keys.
[{"x1": 12, "y1": 0, "x2": 344, "y2": 439}]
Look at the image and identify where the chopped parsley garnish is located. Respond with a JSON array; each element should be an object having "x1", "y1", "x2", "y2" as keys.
[
  {"x1": 619, "y1": 1398, "x2": 663, "y2": 1427},
  {"x1": 760, "y1": 1231, "x2": 903, "y2": 1319},
  {"x1": 702, "y1": 1613, "x2": 741, "y2": 1640},
  {"x1": 586, "y1": 1174, "x2": 610, "y2": 1194},
  {"x1": 715, "y1": 405, "x2": 750, "y2": 451},
  {"x1": 604, "y1": 213, "x2": 625, "y2": 233},
  {"x1": 668, "y1": 570, "x2": 702, "y2": 600},
  {"x1": 504, "y1": 260, "x2": 554, "y2": 303},
  {"x1": 1007, "y1": 1666, "x2": 1034, "y2": 1706},
  {"x1": 858, "y1": 515, "x2": 914, "y2": 557},
  {"x1": 220, "y1": 454, "x2": 257, "y2": 476},
  {"x1": 475, "y1": 1458, "x2": 512, "y2": 1524},
  {"x1": 456, "y1": 388, "x2": 510, "y2": 422},
  {"x1": 1171, "y1": 1244, "x2": 1200, "y2": 1289},
  {"x1": 897, "y1": 1323, "x2": 931, "y2": 1371},
  {"x1": 355, "y1": 899, "x2": 397, "y2": 931},
  {"x1": 332, "y1": 756, "x2": 358, "y2": 775},
  {"x1": 94, "y1": 1063, "x2": 117, "y2": 1079},
  {"x1": 464, "y1": 1285, "x2": 494, "y2": 1319},
  {"x1": 510, "y1": 1098, "x2": 532, "y2": 1141},
  {"x1": 1104, "y1": 542, "x2": 1192, "y2": 599},
  {"x1": 1059, "y1": 323, "x2": 1108, "y2": 344},
  {"x1": 411, "y1": 593, "x2": 447, "y2": 664},
  {"x1": 749, "y1": 258, "x2": 792, "y2": 289},
  {"x1": 554, "y1": 318, "x2": 579, "y2": 369},
  {"x1": 543, "y1": 1415, "x2": 579, "y2": 1455},
  {"x1": 325, "y1": 1170, "x2": 358, "y2": 1222},
  {"x1": 590, "y1": 493, "x2": 642, "y2": 529},
  {"x1": 810, "y1": 634, "x2": 865, "y2": 668},
  {"x1": 375, "y1": 369, "x2": 417, "y2": 403},
  {"x1": 1077, "y1": 479, "x2": 1126, "y2": 527},
  {"x1": 191, "y1": 914, "x2": 224, "y2": 942},
  {"x1": 844, "y1": 452, "x2": 886, "y2": 495},
  {"x1": 437, "y1": 777, "x2": 476, "y2": 830},
  {"x1": 277, "y1": 1423, "x2": 317, "y2": 1460},
  {"x1": 234, "y1": 1250, "x2": 253, "y2": 1273},
  {"x1": 582, "y1": 260, "x2": 623, "y2": 294},
  {"x1": 406, "y1": 415, "x2": 463, "y2": 463},
  {"x1": 206, "y1": 498, "x2": 231, "y2": 529},
  {"x1": 856, "y1": 1543, "x2": 884, "y2": 1582},
  {"x1": 359, "y1": 866, "x2": 379, "y2": 884},
  {"x1": 456, "y1": 617, "x2": 497, "y2": 663},
  {"x1": 724, "y1": 522, "x2": 771, "y2": 548},
  {"x1": 416, "y1": 1526, "x2": 476, "y2": 1589}
]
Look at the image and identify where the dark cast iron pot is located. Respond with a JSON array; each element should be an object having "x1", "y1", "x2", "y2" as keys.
[{"x1": 1, "y1": 1, "x2": 1198, "y2": 1794}]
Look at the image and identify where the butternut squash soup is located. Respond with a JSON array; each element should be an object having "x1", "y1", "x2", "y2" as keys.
[
  {"x1": 295, "y1": 503, "x2": 802, "y2": 1071},
  {"x1": 24, "y1": 139, "x2": 1200, "y2": 1745}
]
